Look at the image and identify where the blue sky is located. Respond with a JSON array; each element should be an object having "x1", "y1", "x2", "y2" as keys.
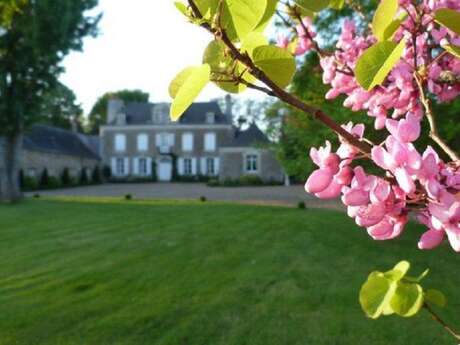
[{"x1": 60, "y1": 0, "x2": 262, "y2": 114}]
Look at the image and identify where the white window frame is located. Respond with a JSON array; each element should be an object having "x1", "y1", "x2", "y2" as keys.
[
  {"x1": 204, "y1": 132, "x2": 217, "y2": 152},
  {"x1": 116, "y1": 157, "x2": 125, "y2": 176},
  {"x1": 137, "y1": 134, "x2": 149, "y2": 152},
  {"x1": 183, "y1": 158, "x2": 193, "y2": 175},
  {"x1": 245, "y1": 154, "x2": 259, "y2": 173},
  {"x1": 139, "y1": 157, "x2": 148, "y2": 176},
  {"x1": 206, "y1": 157, "x2": 215, "y2": 175},
  {"x1": 114, "y1": 134, "x2": 126, "y2": 152},
  {"x1": 182, "y1": 133, "x2": 194, "y2": 152}
]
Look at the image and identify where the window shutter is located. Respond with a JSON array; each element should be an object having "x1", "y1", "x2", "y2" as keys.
[
  {"x1": 133, "y1": 157, "x2": 139, "y2": 175},
  {"x1": 200, "y1": 158, "x2": 206, "y2": 175},
  {"x1": 191, "y1": 158, "x2": 197, "y2": 175},
  {"x1": 178, "y1": 158, "x2": 184, "y2": 176},
  {"x1": 124, "y1": 158, "x2": 130, "y2": 175},
  {"x1": 168, "y1": 133, "x2": 175, "y2": 146},
  {"x1": 111, "y1": 158, "x2": 117, "y2": 176},
  {"x1": 214, "y1": 158, "x2": 220, "y2": 175},
  {"x1": 146, "y1": 158, "x2": 152, "y2": 176}
]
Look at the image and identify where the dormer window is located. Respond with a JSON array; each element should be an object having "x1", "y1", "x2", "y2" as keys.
[
  {"x1": 116, "y1": 112, "x2": 126, "y2": 126},
  {"x1": 153, "y1": 104, "x2": 170, "y2": 124},
  {"x1": 206, "y1": 112, "x2": 215, "y2": 124}
]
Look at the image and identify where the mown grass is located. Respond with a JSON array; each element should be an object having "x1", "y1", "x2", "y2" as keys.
[{"x1": 0, "y1": 197, "x2": 459, "y2": 345}]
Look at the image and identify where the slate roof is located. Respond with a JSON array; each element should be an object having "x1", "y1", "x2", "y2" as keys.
[
  {"x1": 225, "y1": 123, "x2": 270, "y2": 148},
  {"x1": 23, "y1": 125, "x2": 100, "y2": 160},
  {"x1": 123, "y1": 101, "x2": 230, "y2": 125}
]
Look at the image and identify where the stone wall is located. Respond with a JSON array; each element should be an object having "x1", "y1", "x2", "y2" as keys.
[{"x1": 21, "y1": 149, "x2": 100, "y2": 178}]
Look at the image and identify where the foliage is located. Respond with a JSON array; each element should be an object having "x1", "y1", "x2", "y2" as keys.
[
  {"x1": 39, "y1": 169, "x2": 49, "y2": 188},
  {"x1": 102, "y1": 165, "x2": 112, "y2": 181},
  {"x1": 87, "y1": 89, "x2": 150, "y2": 134},
  {"x1": 38, "y1": 83, "x2": 84, "y2": 131},
  {"x1": 61, "y1": 168, "x2": 71, "y2": 186},
  {"x1": 79, "y1": 169, "x2": 89, "y2": 185},
  {"x1": 91, "y1": 166, "x2": 102, "y2": 184}
]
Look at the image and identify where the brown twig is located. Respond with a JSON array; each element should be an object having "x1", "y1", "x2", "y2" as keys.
[
  {"x1": 424, "y1": 304, "x2": 460, "y2": 341},
  {"x1": 187, "y1": 0, "x2": 372, "y2": 155},
  {"x1": 414, "y1": 73, "x2": 460, "y2": 162}
]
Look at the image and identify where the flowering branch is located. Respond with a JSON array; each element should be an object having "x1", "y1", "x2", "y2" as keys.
[
  {"x1": 414, "y1": 73, "x2": 460, "y2": 162},
  {"x1": 187, "y1": 0, "x2": 372, "y2": 155}
]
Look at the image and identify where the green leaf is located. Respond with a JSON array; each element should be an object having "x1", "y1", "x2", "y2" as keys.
[
  {"x1": 425, "y1": 289, "x2": 447, "y2": 308},
  {"x1": 443, "y1": 44, "x2": 460, "y2": 59},
  {"x1": 295, "y1": 0, "x2": 330, "y2": 12},
  {"x1": 387, "y1": 260, "x2": 410, "y2": 281},
  {"x1": 355, "y1": 39, "x2": 406, "y2": 90},
  {"x1": 222, "y1": 0, "x2": 268, "y2": 41},
  {"x1": 253, "y1": 45, "x2": 296, "y2": 88},
  {"x1": 372, "y1": 0, "x2": 399, "y2": 41},
  {"x1": 435, "y1": 8, "x2": 460, "y2": 35},
  {"x1": 381, "y1": 15, "x2": 406, "y2": 41},
  {"x1": 390, "y1": 282, "x2": 424, "y2": 317},
  {"x1": 174, "y1": 1, "x2": 189, "y2": 17},
  {"x1": 203, "y1": 40, "x2": 253, "y2": 94},
  {"x1": 241, "y1": 32, "x2": 268, "y2": 57},
  {"x1": 329, "y1": 0, "x2": 345, "y2": 10},
  {"x1": 255, "y1": 0, "x2": 278, "y2": 32},
  {"x1": 169, "y1": 64, "x2": 211, "y2": 121},
  {"x1": 360, "y1": 273, "x2": 397, "y2": 319}
]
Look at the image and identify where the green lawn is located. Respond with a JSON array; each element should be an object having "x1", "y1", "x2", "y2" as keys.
[{"x1": 0, "y1": 198, "x2": 459, "y2": 345}]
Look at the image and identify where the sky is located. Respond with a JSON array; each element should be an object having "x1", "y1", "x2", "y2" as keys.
[{"x1": 60, "y1": 0, "x2": 263, "y2": 115}]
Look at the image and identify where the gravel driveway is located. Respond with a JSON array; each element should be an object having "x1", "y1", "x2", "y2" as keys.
[{"x1": 31, "y1": 183, "x2": 342, "y2": 208}]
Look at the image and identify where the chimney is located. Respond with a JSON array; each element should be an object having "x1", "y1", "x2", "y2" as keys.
[
  {"x1": 224, "y1": 94, "x2": 233, "y2": 124},
  {"x1": 107, "y1": 99, "x2": 125, "y2": 125}
]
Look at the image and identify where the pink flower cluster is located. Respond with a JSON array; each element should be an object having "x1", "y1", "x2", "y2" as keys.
[
  {"x1": 302, "y1": 2, "x2": 460, "y2": 252},
  {"x1": 277, "y1": 17, "x2": 316, "y2": 56},
  {"x1": 306, "y1": 123, "x2": 460, "y2": 252}
]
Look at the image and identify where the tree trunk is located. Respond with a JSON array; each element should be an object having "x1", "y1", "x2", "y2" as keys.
[{"x1": 0, "y1": 133, "x2": 23, "y2": 203}]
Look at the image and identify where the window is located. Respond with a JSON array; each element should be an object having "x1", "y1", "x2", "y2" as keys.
[
  {"x1": 27, "y1": 168, "x2": 37, "y2": 178},
  {"x1": 153, "y1": 105, "x2": 170, "y2": 124},
  {"x1": 245, "y1": 154, "x2": 258, "y2": 173},
  {"x1": 204, "y1": 133, "x2": 216, "y2": 152},
  {"x1": 114, "y1": 134, "x2": 126, "y2": 152},
  {"x1": 182, "y1": 133, "x2": 194, "y2": 152},
  {"x1": 116, "y1": 158, "x2": 125, "y2": 175},
  {"x1": 184, "y1": 158, "x2": 192, "y2": 175},
  {"x1": 206, "y1": 158, "x2": 215, "y2": 175},
  {"x1": 139, "y1": 158, "x2": 147, "y2": 176},
  {"x1": 206, "y1": 112, "x2": 215, "y2": 124},
  {"x1": 137, "y1": 134, "x2": 148, "y2": 152}
]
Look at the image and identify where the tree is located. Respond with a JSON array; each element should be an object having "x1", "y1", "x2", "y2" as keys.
[
  {"x1": 38, "y1": 82, "x2": 84, "y2": 131},
  {"x1": 87, "y1": 89, "x2": 150, "y2": 134},
  {"x1": 172, "y1": 0, "x2": 460, "y2": 339},
  {"x1": 0, "y1": 0, "x2": 100, "y2": 202}
]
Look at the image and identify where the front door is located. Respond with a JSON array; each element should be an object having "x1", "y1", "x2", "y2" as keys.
[{"x1": 157, "y1": 157, "x2": 172, "y2": 182}]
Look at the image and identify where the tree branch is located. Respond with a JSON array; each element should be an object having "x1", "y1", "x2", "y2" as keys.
[
  {"x1": 424, "y1": 304, "x2": 460, "y2": 341},
  {"x1": 414, "y1": 73, "x2": 460, "y2": 162},
  {"x1": 187, "y1": 0, "x2": 372, "y2": 155}
]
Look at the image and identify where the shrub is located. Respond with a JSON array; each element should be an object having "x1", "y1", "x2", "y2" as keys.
[
  {"x1": 151, "y1": 160, "x2": 157, "y2": 182},
  {"x1": 91, "y1": 166, "x2": 102, "y2": 184},
  {"x1": 199, "y1": 196, "x2": 207, "y2": 202},
  {"x1": 39, "y1": 168, "x2": 49, "y2": 188},
  {"x1": 33, "y1": 193, "x2": 40, "y2": 199},
  {"x1": 297, "y1": 201, "x2": 306, "y2": 209},
  {"x1": 102, "y1": 165, "x2": 112, "y2": 181},
  {"x1": 18, "y1": 169, "x2": 24, "y2": 189},
  {"x1": 22, "y1": 176, "x2": 38, "y2": 191},
  {"x1": 207, "y1": 178, "x2": 220, "y2": 187},
  {"x1": 79, "y1": 168, "x2": 89, "y2": 185},
  {"x1": 238, "y1": 175, "x2": 264, "y2": 186},
  {"x1": 125, "y1": 194, "x2": 132, "y2": 200},
  {"x1": 48, "y1": 176, "x2": 61, "y2": 189},
  {"x1": 61, "y1": 168, "x2": 71, "y2": 186}
]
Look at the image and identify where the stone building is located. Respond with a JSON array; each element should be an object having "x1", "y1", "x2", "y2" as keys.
[
  {"x1": 21, "y1": 124, "x2": 101, "y2": 179},
  {"x1": 100, "y1": 97, "x2": 284, "y2": 183}
]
